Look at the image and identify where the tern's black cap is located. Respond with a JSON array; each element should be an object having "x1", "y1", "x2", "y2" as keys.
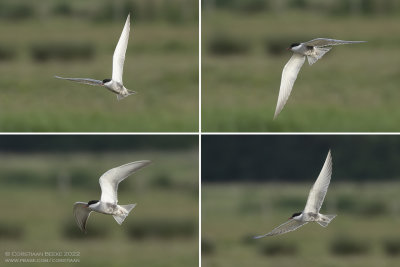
[
  {"x1": 291, "y1": 212, "x2": 302, "y2": 218},
  {"x1": 102, "y1": 79, "x2": 111, "y2": 83},
  {"x1": 88, "y1": 200, "x2": 99, "y2": 205},
  {"x1": 290, "y1": 43, "x2": 300, "y2": 48}
]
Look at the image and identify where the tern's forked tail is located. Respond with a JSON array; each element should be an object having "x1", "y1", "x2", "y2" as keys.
[
  {"x1": 307, "y1": 47, "x2": 332, "y2": 65},
  {"x1": 117, "y1": 89, "x2": 136, "y2": 100},
  {"x1": 317, "y1": 214, "x2": 337, "y2": 227},
  {"x1": 112, "y1": 203, "x2": 136, "y2": 225}
]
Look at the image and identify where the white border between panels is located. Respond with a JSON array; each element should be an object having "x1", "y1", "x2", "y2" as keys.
[{"x1": 198, "y1": 1, "x2": 202, "y2": 267}]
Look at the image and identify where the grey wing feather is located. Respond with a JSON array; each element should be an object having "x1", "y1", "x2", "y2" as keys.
[
  {"x1": 304, "y1": 150, "x2": 333, "y2": 213},
  {"x1": 73, "y1": 202, "x2": 92, "y2": 233},
  {"x1": 99, "y1": 160, "x2": 151, "y2": 204},
  {"x1": 274, "y1": 54, "x2": 305, "y2": 119},
  {"x1": 54, "y1": 76, "x2": 103, "y2": 86},
  {"x1": 304, "y1": 38, "x2": 366, "y2": 47},
  {"x1": 254, "y1": 219, "x2": 308, "y2": 238}
]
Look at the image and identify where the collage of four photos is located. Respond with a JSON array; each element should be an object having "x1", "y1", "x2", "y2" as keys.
[{"x1": 1, "y1": 1, "x2": 400, "y2": 267}]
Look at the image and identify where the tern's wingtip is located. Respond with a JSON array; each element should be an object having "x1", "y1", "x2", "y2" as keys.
[{"x1": 273, "y1": 106, "x2": 282, "y2": 119}]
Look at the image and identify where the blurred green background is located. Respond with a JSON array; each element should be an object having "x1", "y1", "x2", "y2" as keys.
[
  {"x1": 0, "y1": 135, "x2": 198, "y2": 266},
  {"x1": 0, "y1": 0, "x2": 198, "y2": 132},
  {"x1": 202, "y1": 0, "x2": 400, "y2": 131},
  {"x1": 202, "y1": 135, "x2": 400, "y2": 267}
]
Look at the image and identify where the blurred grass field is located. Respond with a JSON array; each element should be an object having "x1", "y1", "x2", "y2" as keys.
[
  {"x1": 202, "y1": 9, "x2": 400, "y2": 131},
  {"x1": 202, "y1": 182, "x2": 400, "y2": 267},
  {"x1": 0, "y1": 149, "x2": 198, "y2": 267},
  {"x1": 0, "y1": 0, "x2": 198, "y2": 132}
]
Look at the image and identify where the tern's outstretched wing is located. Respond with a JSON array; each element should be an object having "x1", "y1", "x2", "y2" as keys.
[
  {"x1": 73, "y1": 202, "x2": 92, "y2": 233},
  {"x1": 254, "y1": 219, "x2": 308, "y2": 238},
  {"x1": 112, "y1": 14, "x2": 130, "y2": 84},
  {"x1": 304, "y1": 150, "x2": 333, "y2": 214},
  {"x1": 54, "y1": 76, "x2": 103, "y2": 86},
  {"x1": 99, "y1": 160, "x2": 151, "y2": 204},
  {"x1": 304, "y1": 38, "x2": 366, "y2": 47},
  {"x1": 274, "y1": 53, "x2": 305, "y2": 119}
]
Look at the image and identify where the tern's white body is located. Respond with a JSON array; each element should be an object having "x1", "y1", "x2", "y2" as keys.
[
  {"x1": 73, "y1": 160, "x2": 151, "y2": 233},
  {"x1": 55, "y1": 14, "x2": 136, "y2": 100},
  {"x1": 103, "y1": 80, "x2": 133, "y2": 100},
  {"x1": 274, "y1": 38, "x2": 366, "y2": 119},
  {"x1": 254, "y1": 150, "x2": 336, "y2": 238}
]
